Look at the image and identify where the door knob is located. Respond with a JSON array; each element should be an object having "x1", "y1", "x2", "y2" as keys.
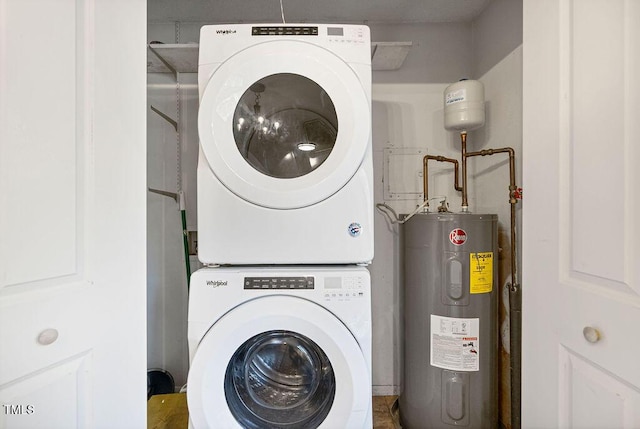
[
  {"x1": 37, "y1": 328, "x2": 59, "y2": 345},
  {"x1": 582, "y1": 326, "x2": 601, "y2": 343}
]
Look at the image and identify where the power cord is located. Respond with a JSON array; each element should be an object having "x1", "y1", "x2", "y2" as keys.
[{"x1": 376, "y1": 196, "x2": 448, "y2": 224}]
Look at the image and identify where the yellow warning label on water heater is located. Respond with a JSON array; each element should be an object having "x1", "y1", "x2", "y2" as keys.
[{"x1": 470, "y1": 252, "x2": 493, "y2": 294}]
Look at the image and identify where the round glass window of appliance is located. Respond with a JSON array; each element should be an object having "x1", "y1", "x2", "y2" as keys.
[
  {"x1": 224, "y1": 330, "x2": 336, "y2": 429},
  {"x1": 232, "y1": 73, "x2": 339, "y2": 179}
]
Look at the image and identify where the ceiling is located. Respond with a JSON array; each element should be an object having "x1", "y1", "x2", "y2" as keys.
[{"x1": 148, "y1": 0, "x2": 495, "y2": 25}]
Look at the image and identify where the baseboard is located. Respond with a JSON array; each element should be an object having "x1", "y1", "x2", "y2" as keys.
[{"x1": 372, "y1": 385, "x2": 400, "y2": 396}]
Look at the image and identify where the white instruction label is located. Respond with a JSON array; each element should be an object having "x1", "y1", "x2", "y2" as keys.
[
  {"x1": 430, "y1": 315, "x2": 479, "y2": 371},
  {"x1": 445, "y1": 88, "x2": 466, "y2": 105}
]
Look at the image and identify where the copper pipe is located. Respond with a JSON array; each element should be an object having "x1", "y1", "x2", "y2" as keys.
[
  {"x1": 465, "y1": 146, "x2": 519, "y2": 291},
  {"x1": 461, "y1": 132, "x2": 469, "y2": 211},
  {"x1": 422, "y1": 155, "x2": 463, "y2": 204},
  {"x1": 466, "y1": 147, "x2": 516, "y2": 198},
  {"x1": 465, "y1": 145, "x2": 521, "y2": 429}
]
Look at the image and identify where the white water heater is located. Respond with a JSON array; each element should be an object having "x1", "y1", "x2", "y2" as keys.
[{"x1": 444, "y1": 79, "x2": 485, "y2": 132}]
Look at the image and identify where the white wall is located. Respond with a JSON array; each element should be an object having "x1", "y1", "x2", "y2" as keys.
[{"x1": 471, "y1": 0, "x2": 523, "y2": 78}]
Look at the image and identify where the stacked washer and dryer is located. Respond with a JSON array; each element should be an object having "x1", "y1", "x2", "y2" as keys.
[{"x1": 187, "y1": 24, "x2": 375, "y2": 428}]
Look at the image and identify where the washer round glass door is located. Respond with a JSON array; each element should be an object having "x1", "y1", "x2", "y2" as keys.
[
  {"x1": 187, "y1": 296, "x2": 370, "y2": 428},
  {"x1": 198, "y1": 40, "x2": 371, "y2": 209},
  {"x1": 224, "y1": 330, "x2": 335, "y2": 428}
]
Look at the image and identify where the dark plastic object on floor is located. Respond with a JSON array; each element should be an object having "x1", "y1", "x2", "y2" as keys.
[{"x1": 147, "y1": 368, "x2": 175, "y2": 399}]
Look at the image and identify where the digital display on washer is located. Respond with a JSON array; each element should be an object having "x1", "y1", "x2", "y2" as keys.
[
  {"x1": 252, "y1": 26, "x2": 318, "y2": 36},
  {"x1": 244, "y1": 277, "x2": 314, "y2": 289}
]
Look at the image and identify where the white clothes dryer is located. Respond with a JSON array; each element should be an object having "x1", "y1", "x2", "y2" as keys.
[
  {"x1": 187, "y1": 266, "x2": 372, "y2": 429},
  {"x1": 197, "y1": 24, "x2": 373, "y2": 265}
]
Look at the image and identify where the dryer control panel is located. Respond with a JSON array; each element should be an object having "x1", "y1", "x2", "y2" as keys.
[
  {"x1": 252, "y1": 26, "x2": 318, "y2": 36},
  {"x1": 249, "y1": 25, "x2": 367, "y2": 44}
]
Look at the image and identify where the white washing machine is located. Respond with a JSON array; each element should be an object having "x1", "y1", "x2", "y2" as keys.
[
  {"x1": 187, "y1": 266, "x2": 372, "y2": 428},
  {"x1": 197, "y1": 24, "x2": 373, "y2": 265}
]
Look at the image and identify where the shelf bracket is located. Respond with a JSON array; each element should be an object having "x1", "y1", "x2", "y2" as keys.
[
  {"x1": 149, "y1": 44, "x2": 177, "y2": 79},
  {"x1": 148, "y1": 187, "x2": 178, "y2": 203},
  {"x1": 371, "y1": 41, "x2": 413, "y2": 70},
  {"x1": 150, "y1": 105, "x2": 178, "y2": 132}
]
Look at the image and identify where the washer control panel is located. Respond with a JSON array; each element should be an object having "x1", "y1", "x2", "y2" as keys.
[{"x1": 244, "y1": 276, "x2": 314, "y2": 289}]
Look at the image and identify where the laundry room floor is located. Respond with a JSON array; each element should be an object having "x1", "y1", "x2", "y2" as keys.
[{"x1": 147, "y1": 394, "x2": 401, "y2": 428}]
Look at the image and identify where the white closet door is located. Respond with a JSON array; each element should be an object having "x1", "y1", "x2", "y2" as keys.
[
  {"x1": 0, "y1": 0, "x2": 147, "y2": 427},
  {"x1": 522, "y1": 0, "x2": 640, "y2": 427}
]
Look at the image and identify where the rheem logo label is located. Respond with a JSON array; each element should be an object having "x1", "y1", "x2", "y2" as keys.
[{"x1": 449, "y1": 228, "x2": 467, "y2": 245}]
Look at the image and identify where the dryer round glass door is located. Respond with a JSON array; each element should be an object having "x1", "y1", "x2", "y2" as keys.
[
  {"x1": 224, "y1": 330, "x2": 335, "y2": 428},
  {"x1": 233, "y1": 73, "x2": 338, "y2": 179},
  {"x1": 198, "y1": 40, "x2": 371, "y2": 209},
  {"x1": 187, "y1": 296, "x2": 370, "y2": 429}
]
